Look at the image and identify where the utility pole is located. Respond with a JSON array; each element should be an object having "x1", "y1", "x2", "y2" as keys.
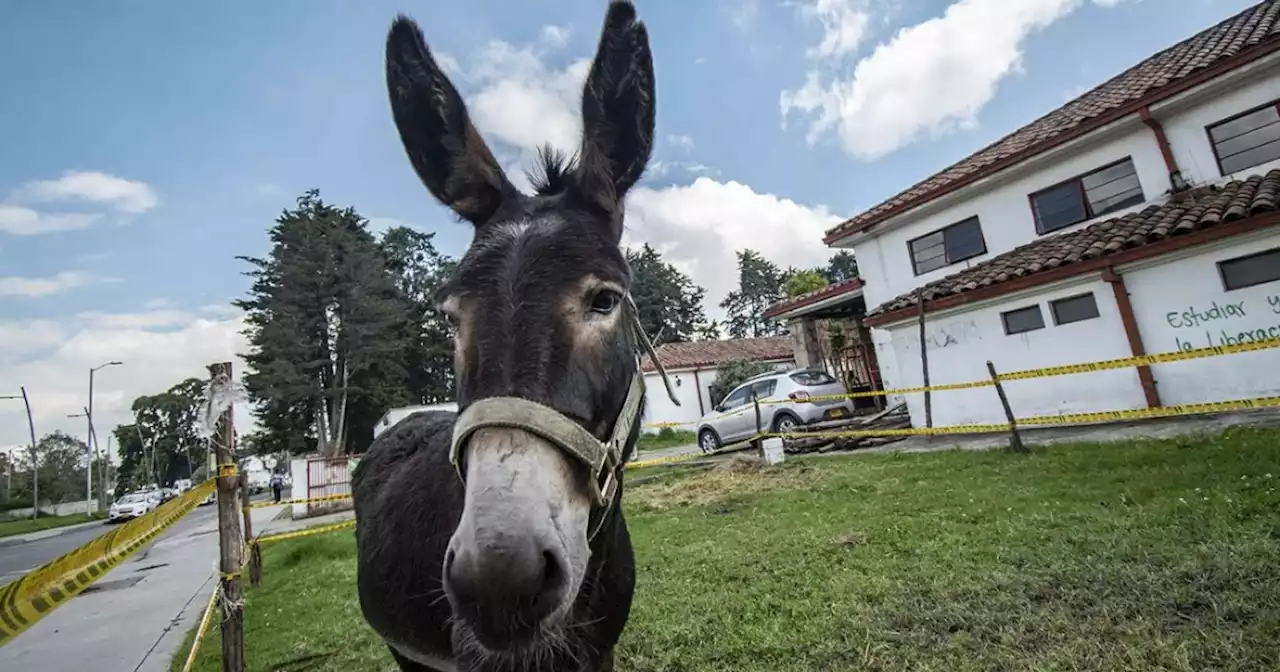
[
  {"x1": 87, "y1": 361, "x2": 123, "y2": 517},
  {"x1": 209, "y1": 361, "x2": 245, "y2": 672},
  {"x1": 3, "y1": 388, "x2": 39, "y2": 519}
]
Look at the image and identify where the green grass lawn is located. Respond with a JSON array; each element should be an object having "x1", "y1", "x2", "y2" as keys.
[
  {"x1": 0, "y1": 511, "x2": 105, "y2": 539},
  {"x1": 176, "y1": 428, "x2": 1280, "y2": 671},
  {"x1": 636, "y1": 428, "x2": 697, "y2": 452}
]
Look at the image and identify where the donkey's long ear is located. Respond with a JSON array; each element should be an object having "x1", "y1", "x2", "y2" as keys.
[
  {"x1": 386, "y1": 16, "x2": 510, "y2": 226},
  {"x1": 576, "y1": 1, "x2": 655, "y2": 218}
]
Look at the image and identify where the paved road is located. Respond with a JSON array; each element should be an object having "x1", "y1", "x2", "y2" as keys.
[
  {"x1": 0, "y1": 501, "x2": 283, "y2": 672},
  {"x1": 0, "y1": 519, "x2": 121, "y2": 583}
]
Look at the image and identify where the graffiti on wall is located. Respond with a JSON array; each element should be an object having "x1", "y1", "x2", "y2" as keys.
[{"x1": 1165, "y1": 294, "x2": 1280, "y2": 351}]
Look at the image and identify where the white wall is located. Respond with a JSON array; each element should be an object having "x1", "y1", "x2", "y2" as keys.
[
  {"x1": 1123, "y1": 232, "x2": 1280, "y2": 405},
  {"x1": 642, "y1": 368, "x2": 715, "y2": 431},
  {"x1": 874, "y1": 279, "x2": 1147, "y2": 428},
  {"x1": 853, "y1": 126, "x2": 1167, "y2": 310}
]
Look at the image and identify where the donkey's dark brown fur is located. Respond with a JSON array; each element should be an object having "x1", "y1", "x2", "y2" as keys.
[{"x1": 353, "y1": 3, "x2": 656, "y2": 671}]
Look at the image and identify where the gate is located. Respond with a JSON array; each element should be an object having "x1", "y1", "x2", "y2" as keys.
[{"x1": 304, "y1": 454, "x2": 362, "y2": 516}]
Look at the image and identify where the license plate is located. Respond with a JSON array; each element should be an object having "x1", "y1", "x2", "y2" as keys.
[{"x1": 829, "y1": 408, "x2": 845, "y2": 418}]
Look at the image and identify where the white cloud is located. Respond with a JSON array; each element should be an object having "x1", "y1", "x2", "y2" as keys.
[
  {"x1": 16, "y1": 170, "x2": 158, "y2": 214},
  {"x1": 0, "y1": 271, "x2": 109, "y2": 298},
  {"x1": 730, "y1": 0, "x2": 761, "y2": 31},
  {"x1": 667, "y1": 134, "x2": 696, "y2": 152},
  {"x1": 794, "y1": 0, "x2": 872, "y2": 59},
  {"x1": 0, "y1": 310, "x2": 252, "y2": 458},
  {"x1": 0, "y1": 320, "x2": 65, "y2": 361},
  {"x1": 625, "y1": 178, "x2": 842, "y2": 318},
  {"x1": 0, "y1": 204, "x2": 100, "y2": 236},
  {"x1": 781, "y1": 0, "x2": 1127, "y2": 160},
  {"x1": 445, "y1": 22, "x2": 841, "y2": 316},
  {"x1": 538, "y1": 25, "x2": 572, "y2": 49}
]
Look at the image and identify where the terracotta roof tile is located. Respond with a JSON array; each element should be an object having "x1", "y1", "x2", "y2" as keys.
[
  {"x1": 826, "y1": 0, "x2": 1280, "y2": 244},
  {"x1": 866, "y1": 169, "x2": 1280, "y2": 319},
  {"x1": 762, "y1": 277, "x2": 864, "y2": 320},
  {"x1": 640, "y1": 336, "x2": 793, "y2": 372}
]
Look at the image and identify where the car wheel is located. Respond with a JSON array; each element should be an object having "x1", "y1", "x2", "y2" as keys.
[
  {"x1": 773, "y1": 413, "x2": 800, "y2": 434},
  {"x1": 698, "y1": 429, "x2": 721, "y2": 454}
]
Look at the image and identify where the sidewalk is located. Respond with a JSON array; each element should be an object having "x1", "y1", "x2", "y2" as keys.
[{"x1": 0, "y1": 518, "x2": 107, "y2": 548}]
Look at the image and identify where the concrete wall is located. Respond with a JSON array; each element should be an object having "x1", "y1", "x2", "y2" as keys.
[
  {"x1": 1123, "y1": 231, "x2": 1280, "y2": 405},
  {"x1": 875, "y1": 278, "x2": 1147, "y2": 428},
  {"x1": 3, "y1": 499, "x2": 100, "y2": 520},
  {"x1": 850, "y1": 66, "x2": 1280, "y2": 312}
]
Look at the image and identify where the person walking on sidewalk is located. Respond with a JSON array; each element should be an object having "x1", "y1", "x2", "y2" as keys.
[{"x1": 270, "y1": 472, "x2": 284, "y2": 503}]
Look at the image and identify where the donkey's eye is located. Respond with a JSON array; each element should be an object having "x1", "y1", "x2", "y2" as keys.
[{"x1": 587, "y1": 290, "x2": 622, "y2": 316}]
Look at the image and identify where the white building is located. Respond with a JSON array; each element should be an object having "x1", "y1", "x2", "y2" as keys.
[
  {"x1": 772, "y1": 1, "x2": 1280, "y2": 429},
  {"x1": 641, "y1": 336, "x2": 795, "y2": 431}
]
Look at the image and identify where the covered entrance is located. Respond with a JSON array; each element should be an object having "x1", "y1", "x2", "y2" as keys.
[{"x1": 763, "y1": 279, "x2": 883, "y2": 410}]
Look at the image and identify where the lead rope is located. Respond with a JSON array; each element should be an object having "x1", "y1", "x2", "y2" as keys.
[{"x1": 626, "y1": 294, "x2": 681, "y2": 407}]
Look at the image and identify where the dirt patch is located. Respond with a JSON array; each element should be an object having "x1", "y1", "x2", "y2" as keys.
[{"x1": 629, "y1": 459, "x2": 824, "y2": 511}]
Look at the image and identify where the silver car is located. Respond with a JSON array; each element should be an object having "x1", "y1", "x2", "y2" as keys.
[{"x1": 695, "y1": 369, "x2": 857, "y2": 453}]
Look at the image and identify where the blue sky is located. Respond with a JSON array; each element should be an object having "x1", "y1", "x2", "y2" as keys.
[{"x1": 0, "y1": 0, "x2": 1259, "y2": 452}]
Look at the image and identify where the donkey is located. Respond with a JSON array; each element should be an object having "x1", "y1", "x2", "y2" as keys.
[{"x1": 353, "y1": 3, "x2": 671, "y2": 671}]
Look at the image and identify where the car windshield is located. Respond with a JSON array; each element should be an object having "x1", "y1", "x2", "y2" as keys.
[{"x1": 118, "y1": 494, "x2": 146, "y2": 504}]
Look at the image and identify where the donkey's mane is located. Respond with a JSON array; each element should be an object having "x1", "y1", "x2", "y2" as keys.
[{"x1": 524, "y1": 145, "x2": 580, "y2": 197}]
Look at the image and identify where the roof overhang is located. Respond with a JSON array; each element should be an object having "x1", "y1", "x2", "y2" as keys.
[
  {"x1": 824, "y1": 39, "x2": 1280, "y2": 248},
  {"x1": 763, "y1": 279, "x2": 865, "y2": 321},
  {"x1": 864, "y1": 210, "x2": 1280, "y2": 329}
]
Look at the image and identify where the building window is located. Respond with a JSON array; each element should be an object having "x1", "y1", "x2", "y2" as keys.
[
  {"x1": 908, "y1": 216, "x2": 987, "y2": 275},
  {"x1": 1050, "y1": 293, "x2": 1100, "y2": 325},
  {"x1": 1208, "y1": 103, "x2": 1280, "y2": 176},
  {"x1": 1029, "y1": 158, "x2": 1145, "y2": 234},
  {"x1": 1218, "y1": 247, "x2": 1280, "y2": 291},
  {"x1": 1001, "y1": 305, "x2": 1045, "y2": 335}
]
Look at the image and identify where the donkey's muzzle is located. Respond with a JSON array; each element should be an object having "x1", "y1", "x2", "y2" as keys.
[{"x1": 444, "y1": 528, "x2": 568, "y2": 645}]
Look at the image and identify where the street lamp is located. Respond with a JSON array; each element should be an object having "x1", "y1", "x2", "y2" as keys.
[
  {"x1": 1, "y1": 388, "x2": 38, "y2": 520},
  {"x1": 87, "y1": 361, "x2": 123, "y2": 516}
]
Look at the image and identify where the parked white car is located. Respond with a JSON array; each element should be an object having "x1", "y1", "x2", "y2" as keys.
[
  {"x1": 695, "y1": 369, "x2": 858, "y2": 453},
  {"x1": 109, "y1": 492, "x2": 156, "y2": 522}
]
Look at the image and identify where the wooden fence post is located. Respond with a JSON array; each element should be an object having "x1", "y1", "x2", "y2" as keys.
[
  {"x1": 985, "y1": 361, "x2": 1028, "y2": 455},
  {"x1": 209, "y1": 361, "x2": 246, "y2": 672},
  {"x1": 916, "y1": 289, "x2": 933, "y2": 429},
  {"x1": 238, "y1": 470, "x2": 261, "y2": 586}
]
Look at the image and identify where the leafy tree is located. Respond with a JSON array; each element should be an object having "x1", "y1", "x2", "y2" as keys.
[
  {"x1": 9, "y1": 431, "x2": 90, "y2": 505},
  {"x1": 784, "y1": 269, "x2": 829, "y2": 297},
  {"x1": 626, "y1": 243, "x2": 709, "y2": 344},
  {"x1": 236, "y1": 190, "x2": 411, "y2": 456},
  {"x1": 719, "y1": 249, "x2": 785, "y2": 338},
  {"x1": 823, "y1": 250, "x2": 859, "y2": 283},
  {"x1": 708, "y1": 359, "x2": 776, "y2": 407},
  {"x1": 380, "y1": 226, "x2": 457, "y2": 405},
  {"x1": 112, "y1": 424, "x2": 147, "y2": 493},
  {"x1": 129, "y1": 378, "x2": 206, "y2": 486}
]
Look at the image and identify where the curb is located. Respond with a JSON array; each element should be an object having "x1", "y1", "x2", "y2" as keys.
[{"x1": 0, "y1": 519, "x2": 109, "y2": 547}]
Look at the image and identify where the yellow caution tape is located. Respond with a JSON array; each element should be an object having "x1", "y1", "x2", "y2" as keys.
[
  {"x1": 180, "y1": 583, "x2": 220, "y2": 672},
  {"x1": 0, "y1": 479, "x2": 216, "y2": 648},
  {"x1": 997, "y1": 337, "x2": 1280, "y2": 381},
  {"x1": 217, "y1": 463, "x2": 239, "y2": 478},
  {"x1": 255, "y1": 519, "x2": 356, "y2": 545},
  {"x1": 248, "y1": 492, "x2": 353, "y2": 509}
]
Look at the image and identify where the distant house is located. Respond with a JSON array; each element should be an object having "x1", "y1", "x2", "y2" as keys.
[{"x1": 641, "y1": 336, "x2": 795, "y2": 432}]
